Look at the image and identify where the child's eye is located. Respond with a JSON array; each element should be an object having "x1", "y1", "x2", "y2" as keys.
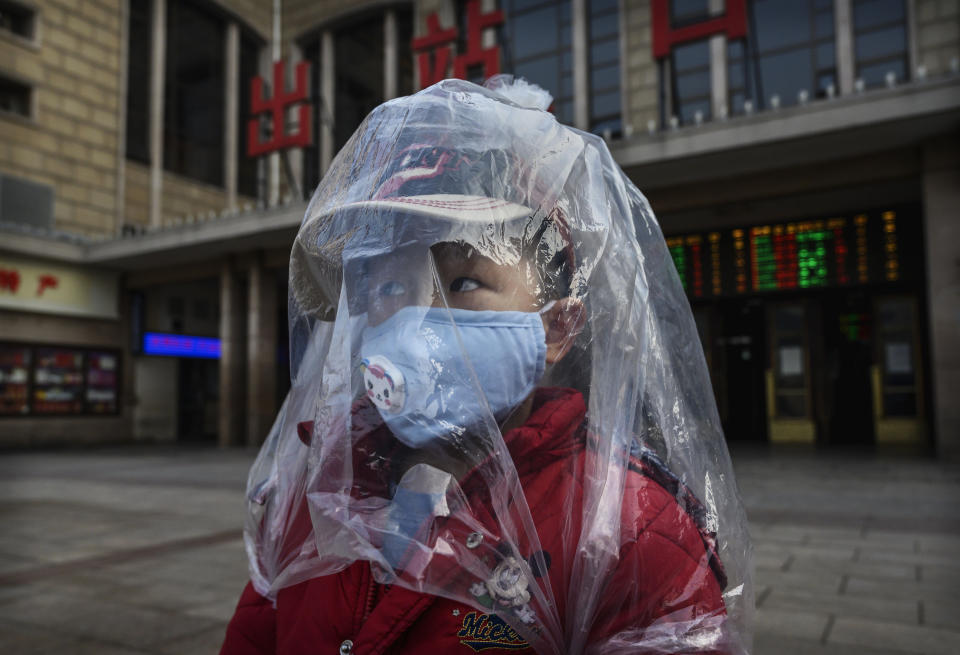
[
  {"x1": 449, "y1": 277, "x2": 481, "y2": 292},
  {"x1": 378, "y1": 280, "x2": 406, "y2": 297}
]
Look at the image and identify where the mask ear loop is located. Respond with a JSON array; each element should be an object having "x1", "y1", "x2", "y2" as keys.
[{"x1": 539, "y1": 300, "x2": 557, "y2": 315}]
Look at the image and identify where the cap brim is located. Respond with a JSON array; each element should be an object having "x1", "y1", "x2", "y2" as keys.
[
  {"x1": 291, "y1": 194, "x2": 536, "y2": 319},
  {"x1": 321, "y1": 194, "x2": 533, "y2": 224}
]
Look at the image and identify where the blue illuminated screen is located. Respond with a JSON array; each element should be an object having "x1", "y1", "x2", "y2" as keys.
[{"x1": 143, "y1": 333, "x2": 221, "y2": 359}]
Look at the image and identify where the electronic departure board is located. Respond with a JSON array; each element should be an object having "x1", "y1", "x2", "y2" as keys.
[{"x1": 666, "y1": 209, "x2": 918, "y2": 298}]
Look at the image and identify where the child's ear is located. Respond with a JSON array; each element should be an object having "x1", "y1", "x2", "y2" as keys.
[{"x1": 542, "y1": 297, "x2": 586, "y2": 364}]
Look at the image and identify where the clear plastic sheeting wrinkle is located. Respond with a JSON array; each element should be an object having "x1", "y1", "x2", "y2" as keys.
[{"x1": 242, "y1": 76, "x2": 753, "y2": 654}]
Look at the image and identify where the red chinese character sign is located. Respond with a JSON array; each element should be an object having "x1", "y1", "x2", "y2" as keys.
[
  {"x1": 248, "y1": 60, "x2": 313, "y2": 157},
  {"x1": 0, "y1": 269, "x2": 60, "y2": 297},
  {"x1": 0, "y1": 269, "x2": 21, "y2": 294},
  {"x1": 37, "y1": 275, "x2": 58, "y2": 296},
  {"x1": 650, "y1": 0, "x2": 747, "y2": 59},
  {"x1": 412, "y1": 0, "x2": 504, "y2": 89}
]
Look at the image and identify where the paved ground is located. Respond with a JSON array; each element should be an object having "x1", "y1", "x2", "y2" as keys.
[{"x1": 0, "y1": 444, "x2": 957, "y2": 654}]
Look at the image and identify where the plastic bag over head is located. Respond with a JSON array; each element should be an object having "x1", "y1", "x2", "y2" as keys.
[{"x1": 244, "y1": 78, "x2": 753, "y2": 654}]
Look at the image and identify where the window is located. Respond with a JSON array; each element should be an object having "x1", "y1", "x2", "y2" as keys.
[
  {"x1": 772, "y1": 305, "x2": 808, "y2": 418},
  {"x1": 163, "y1": 0, "x2": 225, "y2": 186},
  {"x1": 0, "y1": 172, "x2": 53, "y2": 226},
  {"x1": 127, "y1": 0, "x2": 262, "y2": 189},
  {"x1": 300, "y1": 8, "x2": 414, "y2": 193},
  {"x1": 852, "y1": 0, "x2": 908, "y2": 88},
  {"x1": 671, "y1": 0, "x2": 711, "y2": 27},
  {"x1": 671, "y1": 39, "x2": 711, "y2": 124},
  {"x1": 301, "y1": 35, "x2": 323, "y2": 194},
  {"x1": 397, "y1": 10, "x2": 414, "y2": 95},
  {"x1": 126, "y1": 0, "x2": 151, "y2": 163},
  {"x1": 500, "y1": 0, "x2": 574, "y2": 125},
  {"x1": 589, "y1": 0, "x2": 621, "y2": 135},
  {"x1": 334, "y1": 16, "x2": 384, "y2": 152},
  {"x1": 237, "y1": 32, "x2": 260, "y2": 198},
  {"x1": 0, "y1": 74, "x2": 31, "y2": 118},
  {"x1": 729, "y1": 0, "x2": 836, "y2": 114},
  {"x1": 877, "y1": 297, "x2": 918, "y2": 417},
  {"x1": 0, "y1": 0, "x2": 35, "y2": 41}
]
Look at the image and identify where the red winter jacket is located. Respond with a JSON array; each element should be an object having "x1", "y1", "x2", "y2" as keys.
[{"x1": 221, "y1": 388, "x2": 728, "y2": 654}]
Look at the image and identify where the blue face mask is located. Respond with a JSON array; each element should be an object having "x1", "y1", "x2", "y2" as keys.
[{"x1": 359, "y1": 306, "x2": 547, "y2": 448}]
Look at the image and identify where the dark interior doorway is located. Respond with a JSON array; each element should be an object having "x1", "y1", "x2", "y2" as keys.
[
  {"x1": 822, "y1": 292, "x2": 875, "y2": 444},
  {"x1": 178, "y1": 358, "x2": 219, "y2": 441},
  {"x1": 718, "y1": 300, "x2": 768, "y2": 441}
]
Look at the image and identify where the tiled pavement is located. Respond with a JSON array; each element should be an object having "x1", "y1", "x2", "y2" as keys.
[
  {"x1": 738, "y1": 448, "x2": 960, "y2": 655},
  {"x1": 0, "y1": 444, "x2": 957, "y2": 654}
]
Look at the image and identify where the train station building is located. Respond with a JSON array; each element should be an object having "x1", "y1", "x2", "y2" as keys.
[{"x1": 1, "y1": 0, "x2": 958, "y2": 455}]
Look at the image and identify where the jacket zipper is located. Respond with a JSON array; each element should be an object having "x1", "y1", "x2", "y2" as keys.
[{"x1": 362, "y1": 572, "x2": 377, "y2": 623}]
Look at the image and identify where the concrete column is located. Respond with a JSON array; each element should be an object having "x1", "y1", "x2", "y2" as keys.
[
  {"x1": 246, "y1": 254, "x2": 278, "y2": 446},
  {"x1": 617, "y1": 0, "x2": 629, "y2": 130},
  {"x1": 481, "y1": 0, "x2": 496, "y2": 48},
  {"x1": 149, "y1": 0, "x2": 166, "y2": 227},
  {"x1": 835, "y1": 0, "x2": 855, "y2": 95},
  {"x1": 384, "y1": 9, "x2": 398, "y2": 100},
  {"x1": 661, "y1": 58, "x2": 674, "y2": 124},
  {"x1": 921, "y1": 137, "x2": 960, "y2": 459},
  {"x1": 115, "y1": 0, "x2": 130, "y2": 234},
  {"x1": 572, "y1": 0, "x2": 589, "y2": 131},
  {"x1": 256, "y1": 47, "x2": 271, "y2": 203},
  {"x1": 219, "y1": 260, "x2": 246, "y2": 446},
  {"x1": 320, "y1": 29, "x2": 335, "y2": 174},
  {"x1": 905, "y1": 0, "x2": 918, "y2": 78},
  {"x1": 225, "y1": 22, "x2": 239, "y2": 209},
  {"x1": 288, "y1": 45, "x2": 305, "y2": 199},
  {"x1": 709, "y1": 0, "x2": 727, "y2": 118}
]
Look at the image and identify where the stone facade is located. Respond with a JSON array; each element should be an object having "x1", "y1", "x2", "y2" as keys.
[
  {"x1": 282, "y1": 0, "x2": 365, "y2": 45},
  {"x1": 622, "y1": 0, "x2": 658, "y2": 133},
  {"x1": 0, "y1": 0, "x2": 124, "y2": 236},
  {"x1": 211, "y1": 0, "x2": 271, "y2": 40},
  {"x1": 0, "y1": 0, "x2": 271, "y2": 237},
  {"x1": 123, "y1": 160, "x2": 151, "y2": 227},
  {"x1": 162, "y1": 170, "x2": 232, "y2": 224}
]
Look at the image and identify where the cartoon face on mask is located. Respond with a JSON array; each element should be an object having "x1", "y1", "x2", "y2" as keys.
[{"x1": 361, "y1": 355, "x2": 406, "y2": 413}]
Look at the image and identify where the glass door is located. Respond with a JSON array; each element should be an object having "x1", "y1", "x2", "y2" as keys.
[
  {"x1": 872, "y1": 296, "x2": 926, "y2": 445},
  {"x1": 767, "y1": 303, "x2": 815, "y2": 443}
]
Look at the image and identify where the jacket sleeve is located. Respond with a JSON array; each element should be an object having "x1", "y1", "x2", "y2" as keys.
[
  {"x1": 220, "y1": 582, "x2": 277, "y2": 655},
  {"x1": 586, "y1": 481, "x2": 730, "y2": 655}
]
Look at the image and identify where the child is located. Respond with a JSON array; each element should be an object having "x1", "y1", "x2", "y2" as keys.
[{"x1": 221, "y1": 77, "x2": 751, "y2": 655}]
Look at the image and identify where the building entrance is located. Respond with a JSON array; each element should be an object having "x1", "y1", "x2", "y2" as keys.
[
  {"x1": 716, "y1": 300, "x2": 768, "y2": 442},
  {"x1": 667, "y1": 203, "x2": 926, "y2": 446},
  {"x1": 698, "y1": 289, "x2": 927, "y2": 446},
  {"x1": 178, "y1": 358, "x2": 219, "y2": 442},
  {"x1": 821, "y1": 292, "x2": 875, "y2": 444}
]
